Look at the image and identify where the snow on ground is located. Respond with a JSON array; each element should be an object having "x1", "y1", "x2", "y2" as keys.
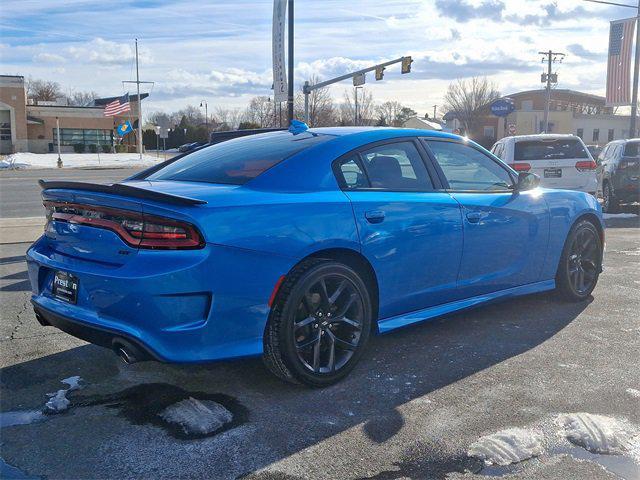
[
  {"x1": 627, "y1": 388, "x2": 640, "y2": 399},
  {"x1": 159, "y1": 397, "x2": 232, "y2": 435},
  {"x1": 467, "y1": 427, "x2": 544, "y2": 466},
  {"x1": 43, "y1": 376, "x2": 84, "y2": 414},
  {"x1": 0, "y1": 152, "x2": 161, "y2": 170},
  {"x1": 557, "y1": 413, "x2": 636, "y2": 456},
  {"x1": 603, "y1": 213, "x2": 639, "y2": 219}
]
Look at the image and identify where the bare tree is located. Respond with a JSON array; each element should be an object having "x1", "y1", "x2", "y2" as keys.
[
  {"x1": 296, "y1": 75, "x2": 336, "y2": 127},
  {"x1": 245, "y1": 96, "x2": 274, "y2": 127},
  {"x1": 376, "y1": 101, "x2": 403, "y2": 126},
  {"x1": 26, "y1": 78, "x2": 64, "y2": 102},
  {"x1": 67, "y1": 89, "x2": 99, "y2": 106},
  {"x1": 340, "y1": 88, "x2": 375, "y2": 126},
  {"x1": 213, "y1": 107, "x2": 245, "y2": 130},
  {"x1": 443, "y1": 77, "x2": 500, "y2": 137}
]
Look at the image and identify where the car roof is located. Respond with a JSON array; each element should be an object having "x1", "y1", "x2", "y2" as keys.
[
  {"x1": 510, "y1": 133, "x2": 581, "y2": 142},
  {"x1": 307, "y1": 126, "x2": 460, "y2": 140}
]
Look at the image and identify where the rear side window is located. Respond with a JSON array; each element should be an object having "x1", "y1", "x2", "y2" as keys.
[
  {"x1": 623, "y1": 141, "x2": 640, "y2": 157},
  {"x1": 514, "y1": 139, "x2": 588, "y2": 161},
  {"x1": 336, "y1": 156, "x2": 368, "y2": 189},
  {"x1": 145, "y1": 131, "x2": 331, "y2": 185}
]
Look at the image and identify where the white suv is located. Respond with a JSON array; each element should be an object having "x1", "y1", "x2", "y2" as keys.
[{"x1": 491, "y1": 134, "x2": 597, "y2": 194}]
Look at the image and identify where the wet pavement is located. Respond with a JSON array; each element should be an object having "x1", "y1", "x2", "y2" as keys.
[{"x1": 1, "y1": 215, "x2": 639, "y2": 479}]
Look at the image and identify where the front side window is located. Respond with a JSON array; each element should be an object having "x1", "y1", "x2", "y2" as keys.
[
  {"x1": 359, "y1": 141, "x2": 433, "y2": 191},
  {"x1": 146, "y1": 131, "x2": 331, "y2": 185},
  {"x1": 426, "y1": 141, "x2": 515, "y2": 192}
]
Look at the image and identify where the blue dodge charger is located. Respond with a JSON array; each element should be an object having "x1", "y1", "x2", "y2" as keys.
[{"x1": 27, "y1": 126, "x2": 604, "y2": 386}]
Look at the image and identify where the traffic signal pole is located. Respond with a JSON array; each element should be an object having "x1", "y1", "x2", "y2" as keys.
[{"x1": 302, "y1": 56, "x2": 412, "y2": 124}]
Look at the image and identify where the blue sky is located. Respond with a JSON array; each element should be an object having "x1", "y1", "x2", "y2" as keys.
[{"x1": 0, "y1": 0, "x2": 627, "y2": 117}]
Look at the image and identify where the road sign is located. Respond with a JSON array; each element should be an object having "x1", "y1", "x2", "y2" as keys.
[
  {"x1": 159, "y1": 127, "x2": 169, "y2": 139},
  {"x1": 490, "y1": 98, "x2": 515, "y2": 117},
  {"x1": 353, "y1": 73, "x2": 366, "y2": 86},
  {"x1": 508, "y1": 124, "x2": 516, "y2": 135}
]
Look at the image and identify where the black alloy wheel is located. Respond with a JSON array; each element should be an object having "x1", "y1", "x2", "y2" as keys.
[
  {"x1": 263, "y1": 259, "x2": 372, "y2": 387},
  {"x1": 556, "y1": 220, "x2": 602, "y2": 301}
]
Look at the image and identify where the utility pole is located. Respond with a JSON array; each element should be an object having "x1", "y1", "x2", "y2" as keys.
[
  {"x1": 55, "y1": 117, "x2": 62, "y2": 168},
  {"x1": 539, "y1": 50, "x2": 565, "y2": 133},
  {"x1": 432, "y1": 105, "x2": 437, "y2": 119},
  {"x1": 287, "y1": 0, "x2": 294, "y2": 124},
  {"x1": 200, "y1": 100, "x2": 208, "y2": 128},
  {"x1": 122, "y1": 39, "x2": 154, "y2": 160},
  {"x1": 354, "y1": 86, "x2": 363, "y2": 125}
]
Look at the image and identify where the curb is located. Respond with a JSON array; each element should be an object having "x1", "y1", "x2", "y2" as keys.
[{"x1": 0, "y1": 217, "x2": 44, "y2": 244}]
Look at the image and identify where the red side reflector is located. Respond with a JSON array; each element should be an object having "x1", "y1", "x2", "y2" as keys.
[
  {"x1": 575, "y1": 160, "x2": 596, "y2": 172},
  {"x1": 268, "y1": 275, "x2": 286, "y2": 307},
  {"x1": 512, "y1": 162, "x2": 531, "y2": 172}
]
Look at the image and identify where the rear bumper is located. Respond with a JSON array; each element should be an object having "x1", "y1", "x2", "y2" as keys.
[
  {"x1": 26, "y1": 235, "x2": 294, "y2": 363},
  {"x1": 32, "y1": 300, "x2": 159, "y2": 361}
]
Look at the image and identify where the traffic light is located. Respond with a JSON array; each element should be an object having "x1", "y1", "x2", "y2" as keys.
[
  {"x1": 401, "y1": 56, "x2": 413, "y2": 74},
  {"x1": 375, "y1": 66, "x2": 385, "y2": 81}
]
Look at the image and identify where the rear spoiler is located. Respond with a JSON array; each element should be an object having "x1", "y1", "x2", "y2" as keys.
[{"x1": 38, "y1": 180, "x2": 207, "y2": 206}]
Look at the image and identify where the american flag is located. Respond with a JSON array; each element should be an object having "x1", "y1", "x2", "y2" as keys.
[
  {"x1": 606, "y1": 18, "x2": 636, "y2": 106},
  {"x1": 103, "y1": 93, "x2": 131, "y2": 116}
]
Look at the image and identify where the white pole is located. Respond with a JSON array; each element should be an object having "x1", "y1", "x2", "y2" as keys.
[
  {"x1": 304, "y1": 81, "x2": 310, "y2": 124},
  {"x1": 56, "y1": 116, "x2": 62, "y2": 168},
  {"x1": 135, "y1": 38, "x2": 143, "y2": 160}
]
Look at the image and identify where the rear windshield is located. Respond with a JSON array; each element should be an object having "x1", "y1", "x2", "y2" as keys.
[
  {"x1": 623, "y1": 141, "x2": 640, "y2": 157},
  {"x1": 514, "y1": 139, "x2": 588, "y2": 161},
  {"x1": 145, "y1": 131, "x2": 331, "y2": 185}
]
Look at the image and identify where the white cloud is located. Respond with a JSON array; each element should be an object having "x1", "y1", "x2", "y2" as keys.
[{"x1": 32, "y1": 52, "x2": 66, "y2": 63}]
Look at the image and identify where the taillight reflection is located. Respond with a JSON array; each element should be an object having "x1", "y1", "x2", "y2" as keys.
[{"x1": 44, "y1": 202, "x2": 204, "y2": 249}]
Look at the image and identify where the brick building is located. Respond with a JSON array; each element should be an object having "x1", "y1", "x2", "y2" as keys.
[{"x1": 0, "y1": 75, "x2": 146, "y2": 154}]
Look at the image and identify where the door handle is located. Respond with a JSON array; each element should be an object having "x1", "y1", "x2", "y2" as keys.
[
  {"x1": 365, "y1": 210, "x2": 385, "y2": 223},
  {"x1": 466, "y1": 212, "x2": 482, "y2": 223}
]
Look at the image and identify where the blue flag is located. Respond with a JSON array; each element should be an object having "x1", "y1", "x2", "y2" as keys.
[{"x1": 117, "y1": 121, "x2": 133, "y2": 137}]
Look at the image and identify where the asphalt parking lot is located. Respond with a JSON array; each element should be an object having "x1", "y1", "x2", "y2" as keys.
[{"x1": 0, "y1": 170, "x2": 639, "y2": 480}]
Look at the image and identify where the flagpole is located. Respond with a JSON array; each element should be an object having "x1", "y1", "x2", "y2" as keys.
[
  {"x1": 629, "y1": 0, "x2": 640, "y2": 138},
  {"x1": 135, "y1": 39, "x2": 142, "y2": 160}
]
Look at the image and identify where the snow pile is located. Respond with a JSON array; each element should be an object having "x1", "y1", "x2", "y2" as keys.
[
  {"x1": 603, "y1": 213, "x2": 639, "y2": 219},
  {"x1": 626, "y1": 388, "x2": 640, "y2": 399},
  {"x1": 468, "y1": 427, "x2": 544, "y2": 466},
  {"x1": 159, "y1": 397, "x2": 232, "y2": 435},
  {"x1": 558, "y1": 413, "x2": 634, "y2": 455},
  {"x1": 0, "y1": 152, "x2": 161, "y2": 170},
  {"x1": 0, "y1": 409, "x2": 45, "y2": 427},
  {"x1": 44, "y1": 376, "x2": 83, "y2": 414}
]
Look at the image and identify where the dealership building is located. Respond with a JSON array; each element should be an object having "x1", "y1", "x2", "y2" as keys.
[
  {"x1": 0, "y1": 75, "x2": 145, "y2": 154},
  {"x1": 445, "y1": 89, "x2": 633, "y2": 146}
]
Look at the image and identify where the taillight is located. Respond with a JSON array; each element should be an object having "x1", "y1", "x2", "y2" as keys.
[
  {"x1": 44, "y1": 202, "x2": 204, "y2": 249},
  {"x1": 512, "y1": 162, "x2": 531, "y2": 172},
  {"x1": 575, "y1": 160, "x2": 596, "y2": 172}
]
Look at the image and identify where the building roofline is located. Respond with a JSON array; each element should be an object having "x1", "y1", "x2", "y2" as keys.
[
  {"x1": 0, "y1": 75, "x2": 24, "y2": 79},
  {"x1": 504, "y1": 88, "x2": 605, "y2": 102}
]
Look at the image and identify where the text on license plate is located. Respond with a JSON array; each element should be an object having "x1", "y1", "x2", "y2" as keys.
[
  {"x1": 52, "y1": 271, "x2": 78, "y2": 304},
  {"x1": 544, "y1": 168, "x2": 562, "y2": 178}
]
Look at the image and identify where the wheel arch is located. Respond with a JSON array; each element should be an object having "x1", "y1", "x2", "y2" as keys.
[
  {"x1": 572, "y1": 211, "x2": 605, "y2": 248},
  {"x1": 279, "y1": 247, "x2": 380, "y2": 333}
]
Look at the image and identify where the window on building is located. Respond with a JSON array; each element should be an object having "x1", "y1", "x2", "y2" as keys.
[
  {"x1": 539, "y1": 121, "x2": 555, "y2": 133},
  {"x1": 576, "y1": 128, "x2": 584, "y2": 139},
  {"x1": 608, "y1": 129, "x2": 615, "y2": 142},
  {"x1": 483, "y1": 126, "x2": 495, "y2": 139},
  {"x1": 0, "y1": 110, "x2": 11, "y2": 141},
  {"x1": 592, "y1": 129, "x2": 600, "y2": 143},
  {"x1": 53, "y1": 128, "x2": 113, "y2": 147},
  {"x1": 521, "y1": 100, "x2": 533, "y2": 111}
]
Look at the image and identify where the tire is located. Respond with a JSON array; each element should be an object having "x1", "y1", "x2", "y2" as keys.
[
  {"x1": 555, "y1": 219, "x2": 602, "y2": 302},
  {"x1": 263, "y1": 259, "x2": 372, "y2": 387},
  {"x1": 602, "y1": 182, "x2": 619, "y2": 213}
]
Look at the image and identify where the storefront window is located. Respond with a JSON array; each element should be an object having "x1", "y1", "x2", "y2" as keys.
[{"x1": 53, "y1": 128, "x2": 113, "y2": 146}]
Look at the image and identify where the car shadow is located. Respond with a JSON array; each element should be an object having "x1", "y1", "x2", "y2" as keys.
[
  {"x1": 0, "y1": 291, "x2": 590, "y2": 479},
  {"x1": 603, "y1": 203, "x2": 640, "y2": 229}
]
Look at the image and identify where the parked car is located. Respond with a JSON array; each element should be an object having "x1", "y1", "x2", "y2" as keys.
[
  {"x1": 596, "y1": 138, "x2": 640, "y2": 212},
  {"x1": 28, "y1": 127, "x2": 604, "y2": 387},
  {"x1": 586, "y1": 144, "x2": 602, "y2": 160},
  {"x1": 178, "y1": 142, "x2": 206, "y2": 153},
  {"x1": 491, "y1": 134, "x2": 597, "y2": 195}
]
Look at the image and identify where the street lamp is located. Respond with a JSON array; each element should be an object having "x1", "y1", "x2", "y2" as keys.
[{"x1": 200, "y1": 100, "x2": 208, "y2": 127}]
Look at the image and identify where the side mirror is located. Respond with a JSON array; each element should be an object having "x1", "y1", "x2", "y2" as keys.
[{"x1": 516, "y1": 172, "x2": 540, "y2": 191}]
